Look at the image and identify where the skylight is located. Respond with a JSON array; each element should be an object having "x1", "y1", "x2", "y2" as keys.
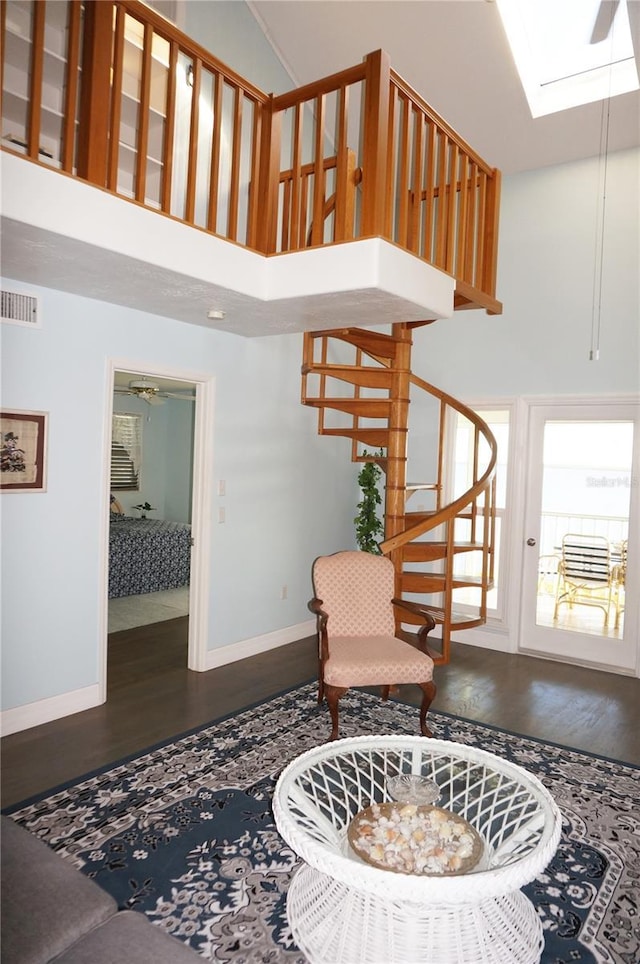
[{"x1": 496, "y1": 0, "x2": 639, "y2": 117}]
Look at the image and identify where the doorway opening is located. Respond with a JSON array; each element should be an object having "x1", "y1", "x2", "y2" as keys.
[
  {"x1": 108, "y1": 371, "x2": 196, "y2": 637},
  {"x1": 100, "y1": 361, "x2": 214, "y2": 703}
]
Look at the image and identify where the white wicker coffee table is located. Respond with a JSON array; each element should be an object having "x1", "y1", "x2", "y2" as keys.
[{"x1": 273, "y1": 735, "x2": 562, "y2": 964}]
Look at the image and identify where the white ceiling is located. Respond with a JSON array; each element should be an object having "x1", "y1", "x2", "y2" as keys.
[{"x1": 248, "y1": 0, "x2": 640, "y2": 175}]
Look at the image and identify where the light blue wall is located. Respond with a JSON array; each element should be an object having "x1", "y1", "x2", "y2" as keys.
[
  {"x1": 410, "y1": 148, "x2": 640, "y2": 397},
  {"x1": 182, "y1": 1, "x2": 294, "y2": 94},
  {"x1": 164, "y1": 399, "x2": 195, "y2": 524},
  {"x1": 0, "y1": 284, "x2": 358, "y2": 711},
  {"x1": 112, "y1": 392, "x2": 194, "y2": 524}
]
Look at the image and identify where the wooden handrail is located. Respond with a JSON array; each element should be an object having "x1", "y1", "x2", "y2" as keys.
[
  {"x1": 1, "y1": 2, "x2": 501, "y2": 310},
  {"x1": 390, "y1": 70, "x2": 495, "y2": 175},
  {"x1": 380, "y1": 371, "x2": 497, "y2": 555}
]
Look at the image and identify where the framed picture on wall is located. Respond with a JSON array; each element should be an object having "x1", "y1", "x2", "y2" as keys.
[{"x1": 0, "y1": 410, "x2": 48, "y2": 492}]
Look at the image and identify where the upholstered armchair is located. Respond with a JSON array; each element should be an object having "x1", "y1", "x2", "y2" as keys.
[{"x1": 309, "y1": 550, "x2": 437, "y2": 741}]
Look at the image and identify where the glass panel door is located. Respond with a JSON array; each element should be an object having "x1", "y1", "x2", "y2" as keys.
[{"x1": 521, "y1": 403, "x2": 637, "y2": 672}]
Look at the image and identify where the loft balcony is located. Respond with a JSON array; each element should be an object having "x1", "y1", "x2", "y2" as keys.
[{"x1": 1, "y1": 0, "x2": 502, "y2": 334}]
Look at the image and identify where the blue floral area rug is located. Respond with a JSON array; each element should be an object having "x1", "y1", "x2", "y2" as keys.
[{"x1": 5, "y1": 684, "x2": 640, "y2": 963}]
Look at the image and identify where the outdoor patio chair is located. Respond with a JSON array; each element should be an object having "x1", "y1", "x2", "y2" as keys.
[
  {"x1": 309, "y1": 550, "x2": 437, "y2": 741},
  {"x1": 612, "y1": 539, "x2": 627, "y2": 629},
  {"x1": 553, "y1": 534, "x2": 615, "y2": 626}
]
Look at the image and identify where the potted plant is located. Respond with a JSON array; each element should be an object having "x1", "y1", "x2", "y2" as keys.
[
  {"x1": 132, "y1": 501, "x2": 156, "y2": 519},
  {"x1": 354, "y1": 450, "x2": 385, "y2": 553}
]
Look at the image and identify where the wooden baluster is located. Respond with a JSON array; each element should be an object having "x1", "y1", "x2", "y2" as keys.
[
  {"x1": 107, "y1": 6, "x2": 125, "y2": 192},
  {"x1": 246, "y1": 99, "x2": 262, "y2": 249},
  {"x1": 26, "y1": 0, "x2": 45, "y2": 162},
  {"x1": 445, "y1": 142, "x2": 458, "y2": 274},
  {"x1": 342, "y1": 148, "x2": 357, "y2": 242},
  {"x1": 227, "y1": 85, "x2": 243, "y2": 241},
  {"x1": 334, "y1": 85, "x2": 351, "y2": 242},
  {"x1": 310, "y1": 92, "x2": 326, "y2": 246},
  {"x1": 290, "y1": 103, "x2": 304, "y2": 251},
  {"x1": 422, "y1": 121, "x2": 436, "y2": 263},
  {"x1": 318, "y1": 335, "x2": 328, "y2": 436},
  {"x1": 161, "y1": 41, "x2": 178, "y2": 215},
  {"x1": 184, "y1": 58, "x2": 201, "y2": 224},
  {"x1": 207, "y1": 71, "x2": 223, "y2": 233},
  {"x1": 61, "y1": 0, "x2": 82, "y2": 173},
  {"x1": 436, "y1": 400, "x2": 445, "y2": 514},
  {"x1": 361, "y1": 49, "x2": 391, "y2": 238},
  {"x1": 455, "y1": 152, "x2": 469, "y2": 281},
  {"x1": 384, "y1": 83, "x2": 398, "y2": 239},
  {"x1": 396, "y1": 93, "x2": 410, "y2": 248},
  {"x1": 474, "y1": 170, "x2": 487, "y2": 290},
  {"x1": 434, "y1": 132, "x2": 448, "y2": 269},
  {"x1": 483, "y1": 169, "x2": 501, "y2": 301},
  {"x1": 135, "y1": 21, "x2": 153, "y2": 204},
  {"x1": 299, "y1": 171, "x2": 309, "y2": 249},
  {"x1": 409, "y1": 108, "x2": 424, "y2": 254},
  {"x1": 280, "y1": 177, "x2": 292, "y2": 251},
  {"x1": 78, "y1": 0, "x2": 112, "y2": 186},
  {"x1": 463, "y1": 161, "x2": 478, "y2": 283}
]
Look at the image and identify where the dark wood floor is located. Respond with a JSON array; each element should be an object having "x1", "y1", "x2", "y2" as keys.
[{"x1": 2, "y1": 617, "x2": 639, "y2": 809}]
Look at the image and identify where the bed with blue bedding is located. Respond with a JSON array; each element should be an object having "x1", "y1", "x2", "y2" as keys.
[{"x1": 108, "y1": 515, "x2": 192, "y2": 598}]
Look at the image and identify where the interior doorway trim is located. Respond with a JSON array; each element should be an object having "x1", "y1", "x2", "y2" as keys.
[{"x1": 99, "y1": 358, "x2": 215, "y2": 702}]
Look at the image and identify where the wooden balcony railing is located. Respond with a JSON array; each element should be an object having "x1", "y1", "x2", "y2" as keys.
[{"x1": 1, "y1": 0, "x2": 501, "y2": 313}]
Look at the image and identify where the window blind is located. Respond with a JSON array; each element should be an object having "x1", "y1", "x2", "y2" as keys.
[{"x1": 111, "y1": 414, "x2": 142, "y2": 491}]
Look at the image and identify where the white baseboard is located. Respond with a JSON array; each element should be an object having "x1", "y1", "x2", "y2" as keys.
[
  {"x1": 1, "y1": 625, "x2": 315, "y2": 735},
  {"x1": 452, "y1": 628, "x2": 514, "y2": 653},
  {"x1": 205, "y1": 620, "x2": 316, "y2": 670},
  {"x1": 1, "y1": 684, "x2": 102, "y2": 736}
]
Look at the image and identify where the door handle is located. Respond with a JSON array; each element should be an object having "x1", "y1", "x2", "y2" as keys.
[{"x1": 526, "y1": 538, "x2": 536, "y2": 546}]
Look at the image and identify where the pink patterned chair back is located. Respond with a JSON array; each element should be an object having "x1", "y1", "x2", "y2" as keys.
[{"x1": 312, "y1": 550, "x2": 396, "y2": 638}]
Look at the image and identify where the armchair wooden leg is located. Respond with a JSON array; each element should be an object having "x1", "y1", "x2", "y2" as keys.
[
  {"x1": 418, "y1": 680, "x2": 437, "y2": 737},
  {"x1": 324, "y1": 684, "x2": 348, "y2": 741}
]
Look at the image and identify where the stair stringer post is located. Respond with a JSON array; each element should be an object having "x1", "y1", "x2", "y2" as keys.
[{"x1": 384, "y1": 323, "x2": 413, "y2": 622}]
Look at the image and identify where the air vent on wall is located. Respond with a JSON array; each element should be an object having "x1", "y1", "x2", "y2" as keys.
[{"x1": 1, "y1": 290, "x2": 40, "y2": 327}]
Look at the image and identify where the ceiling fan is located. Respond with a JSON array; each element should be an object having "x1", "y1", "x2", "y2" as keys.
[
  {"x1": 114, "y1": 378, "x2": 196, "y2": 405},
  {"x1": 590, "y1": 0, "x2": 620, "y2": 44}
]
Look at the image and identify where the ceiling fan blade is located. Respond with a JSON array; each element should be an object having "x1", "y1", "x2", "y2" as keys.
[
  {"x1": 163, "y1": 392, "x2": 196, "y2": 401},
  {"x1": 148, "y1": 395, "x2": 166, "y2": 406},
  {"x1": 590, "y1": 0, "x2": 620, "y2": 44}
]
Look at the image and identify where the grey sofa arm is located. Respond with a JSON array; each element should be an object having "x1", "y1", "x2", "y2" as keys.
[{"x1": 1, "y1": 816, "x2": 200, "y2": 963}]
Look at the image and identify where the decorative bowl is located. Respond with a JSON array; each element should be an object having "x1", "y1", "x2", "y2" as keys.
[{"x1": 348, "y1": 802, "x2": 483, "y2": 876}]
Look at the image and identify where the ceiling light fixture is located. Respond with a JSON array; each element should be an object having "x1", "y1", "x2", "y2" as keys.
[
  {"x1": 129, "y1": 379, "x2": 159, "y2": 401},
  {"x1": 207, "y1": 309, "x2": 226, "y2": 320}
]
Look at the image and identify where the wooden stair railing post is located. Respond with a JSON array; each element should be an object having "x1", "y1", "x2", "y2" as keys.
[
  {"x1": 254, "y1": 95, "x2": 281, "y2": 255},
  {"x1": 483, "y1": 168, "x2": 502, "y2": 303},
  {"x1": 386, "y1": 323, "x2": 412, "y2": 603},
  {"x1": 77, "y1": 0, "x2": 112, "y2": 187},
  {"x1": 361, "y1": 49, "x2": 391, "y2": 239}
]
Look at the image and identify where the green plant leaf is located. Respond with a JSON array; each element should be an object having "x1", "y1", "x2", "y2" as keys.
[{"x1": 354, "y1": 448, "x2": 384, "y2": 553}]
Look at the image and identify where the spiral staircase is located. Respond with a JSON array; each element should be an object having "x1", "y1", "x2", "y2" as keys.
[{"x1": 302, "y1": 322, "x2": 497, "y2": 664}]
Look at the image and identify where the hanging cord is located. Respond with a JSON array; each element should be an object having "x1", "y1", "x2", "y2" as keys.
[{"x1": 589, "y1": 3, "x2": 617, "y2": 361}]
